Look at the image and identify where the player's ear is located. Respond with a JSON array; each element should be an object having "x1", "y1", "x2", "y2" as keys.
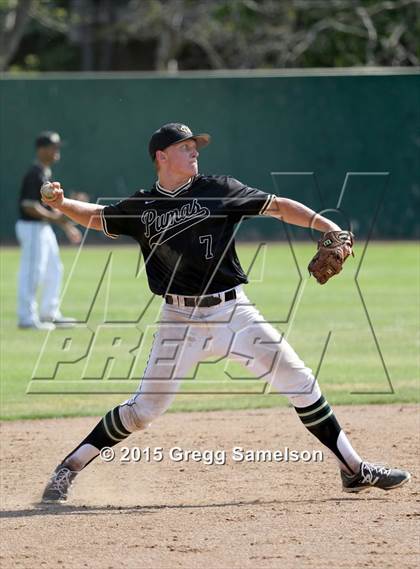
[{"x1": 155, "y1": 149, "x2": 167, "y2": 164}]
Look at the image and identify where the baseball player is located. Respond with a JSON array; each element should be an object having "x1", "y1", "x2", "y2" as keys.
[
  {"x1": 40, "y1": 123, "x2": 410, "y2": 503},
  {"x1": 16, "y1": 131, "x2": 81, "y2": 330}
]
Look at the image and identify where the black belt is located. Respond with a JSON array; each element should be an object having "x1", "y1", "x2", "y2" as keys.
[{"x1": 165, "y1": 289, "x2": 237, "y2": 308}]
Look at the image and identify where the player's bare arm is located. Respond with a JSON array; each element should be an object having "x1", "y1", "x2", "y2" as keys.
[
  {"x1": 264, "y1": 196, "x2": 341, "y2": 232},
  {"x1": 41, "y1": 181, "x2": 104, "y2": 231},
  {"x1": 23, "y1": 199, "x2": 82, "y2": 244},
  {"x1": 263, "y1": 196, "x2": 353, "y2": 284},
  {"x1": 21, "y1": 199, "x2": 63, "y2": 223}
]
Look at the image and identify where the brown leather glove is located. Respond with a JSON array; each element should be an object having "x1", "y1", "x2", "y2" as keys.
[{"x1": 308, "y1": 231, "x2": 354, "y2": 285}]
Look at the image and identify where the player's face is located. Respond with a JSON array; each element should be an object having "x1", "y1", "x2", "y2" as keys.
[
  {"x1": 164, "y1": 139, "x2": 199, "y2": 177},
  {"x1": 38, "y1": 144, "x2": 61, "y2": 164}
]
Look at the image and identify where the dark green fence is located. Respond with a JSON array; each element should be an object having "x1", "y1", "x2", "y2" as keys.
[{"x1": 1, "y1": 70, "x2": 419, "y2": 241}]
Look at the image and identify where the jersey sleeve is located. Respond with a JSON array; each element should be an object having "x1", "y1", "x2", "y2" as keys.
[
  {"x1": 100, "y1": 194, "x2": 143, "y2": 239},
  {"x1": 223, "y1": 177, "x2": 275, "y2": 222}
]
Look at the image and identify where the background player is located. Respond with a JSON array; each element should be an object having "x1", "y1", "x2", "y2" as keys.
[
  {"x1": 40, "y1": 123, "x2": 410, "y2": 502},
  {"x1": 16, "y1": 131, "x2": 82, "y2": 330}
]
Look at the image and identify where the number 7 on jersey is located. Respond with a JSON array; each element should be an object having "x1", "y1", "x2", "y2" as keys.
[{"x1": 199, "y1": 234, "x2": 214, "y2": 259}]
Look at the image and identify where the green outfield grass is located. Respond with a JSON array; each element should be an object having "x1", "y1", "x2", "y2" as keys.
[{"x1": 1, "y1": 242, "x2": 419, "y2": 420}]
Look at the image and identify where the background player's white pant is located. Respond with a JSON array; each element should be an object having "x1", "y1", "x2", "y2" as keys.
[
  {"x1": 16, "y1": 220, "x2": 63, "y2": 326},
  {"x1": 120, "y1": 288, "x2": 321, "y2": 432}
]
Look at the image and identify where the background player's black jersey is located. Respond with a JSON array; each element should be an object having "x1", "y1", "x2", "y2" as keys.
[
  {"x1": 102, "y1": 174, "x2": 275, "y2": 295},
  {"x1": 18, "y1": 163, "x2": 52, "y2": 221}
]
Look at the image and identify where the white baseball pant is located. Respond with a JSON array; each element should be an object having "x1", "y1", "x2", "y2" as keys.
[
  {"x1": 16, "y1": 220, "x2": 63, "y2": 326},
  {"x1": 119, "y1": 287, "x2": 321, "y2": 432}
]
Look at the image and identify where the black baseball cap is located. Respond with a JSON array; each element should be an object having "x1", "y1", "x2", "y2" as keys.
[
  {"x1": 35, "y1": 131, "x2": 62, "y2": 148},
  {"x1": 148, "y1": 123, "x2": 210, "y2": 160}
]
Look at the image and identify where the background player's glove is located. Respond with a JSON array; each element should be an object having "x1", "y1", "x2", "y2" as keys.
[{"x1": 308, "y1": 230, "x2": 354, "y2": 284}]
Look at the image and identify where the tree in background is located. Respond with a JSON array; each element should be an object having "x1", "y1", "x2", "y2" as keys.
[
  {"x1": 1, "y1": 0, "x2": 419, "y2": 72},
  {"x1": 0, "y1": 0, "x2": 33, "y2": 70}
]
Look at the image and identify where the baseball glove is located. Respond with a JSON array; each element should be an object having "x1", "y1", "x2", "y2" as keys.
[{"x1": 308, "y1": 230, "x2": 354, "y2": 285}]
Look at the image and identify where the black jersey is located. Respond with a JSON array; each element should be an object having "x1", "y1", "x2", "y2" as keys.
[
  {"x1": 18, "y1": 163, "x2": 52, "y2": 221},
  {"x1": 101, "y1": 174, "x2": 275, "y2": 295}
]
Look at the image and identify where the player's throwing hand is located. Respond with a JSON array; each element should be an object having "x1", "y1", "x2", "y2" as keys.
[{"x1": 40, "y1": 181, "x2": 64, "y2": 207}]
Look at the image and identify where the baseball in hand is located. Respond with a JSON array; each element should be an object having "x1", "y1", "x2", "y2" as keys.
[{"x1": 41, "y1": 182, "x2": 56, "y2": 201}]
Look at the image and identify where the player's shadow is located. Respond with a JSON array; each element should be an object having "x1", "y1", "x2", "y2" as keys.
[{"x1": 1, "y1": 496, "x2": 390, "y2": 519}]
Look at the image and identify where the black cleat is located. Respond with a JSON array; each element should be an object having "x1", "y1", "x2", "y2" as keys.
[
  {"x1": 341, "y1": 461, "x2": 411, "y2": 493},
  {"x1": 42, "y1": 465, "x2": 78, "y2": 503}
]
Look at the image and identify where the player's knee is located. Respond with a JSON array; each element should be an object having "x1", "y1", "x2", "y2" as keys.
[
  {"x1": 119, "y1": 404, "x2": 151, "y2": 432},
  {"x1": 119, "y1": 396, "x2": 171, "y2": 432},
  {"x1": 268, "y1": 364, "x2": 322, "y2": 408},
  {"x1": 286, "y1": 376, "x2": 322, "y2": 408}
]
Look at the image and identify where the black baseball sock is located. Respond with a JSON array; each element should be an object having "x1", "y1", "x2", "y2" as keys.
[
  {"x1": 61, "y1": 406, "x2": 131, "y2": 471},
  {"x1": 294, "y1": 395, "x2": 361, "y2": 474}
]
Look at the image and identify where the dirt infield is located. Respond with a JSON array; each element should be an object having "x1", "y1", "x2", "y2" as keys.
[{"x1": 1, "y1": 405, "x2": 419, "y2": 569}]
